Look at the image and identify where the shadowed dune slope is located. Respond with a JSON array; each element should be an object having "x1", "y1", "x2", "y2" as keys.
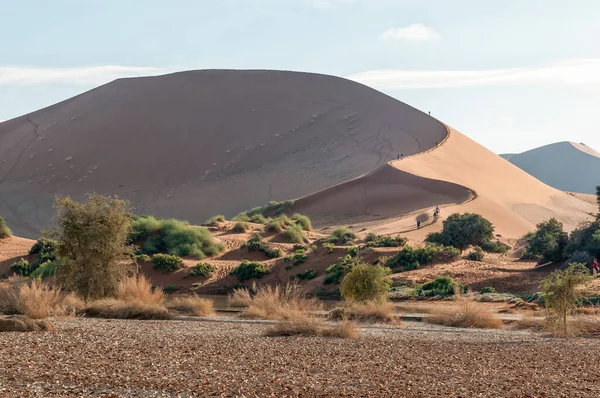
[
  {"x1": 0, "y1": 70, "x2": 446, "y2": 238},
  {"x1": 501, "y1": 142, "x2": 600, "y2": 194}
]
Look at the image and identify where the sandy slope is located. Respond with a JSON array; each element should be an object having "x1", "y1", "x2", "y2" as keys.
[
  {"x1": 502, "y1": 141, "x2": 600, "y2": 194},
  {"x1": 0, "y1": 70, "x2": 445, "y2": 238}
]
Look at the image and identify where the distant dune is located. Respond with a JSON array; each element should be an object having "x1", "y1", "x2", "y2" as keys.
[
  {"x1": 501, "y1": 142, "x2": 600, "y2": 194},
  {"x1": 0, "y1": 70, "x2": 445, "y2": 238}
]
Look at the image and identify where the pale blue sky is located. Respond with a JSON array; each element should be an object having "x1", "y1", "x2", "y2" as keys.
[{"x1": 2, "y1": 0, "x2": 599, "y2": 153}]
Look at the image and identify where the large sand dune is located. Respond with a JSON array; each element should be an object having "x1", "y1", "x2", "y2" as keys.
[
  {"x1": 0, "y1": 70, "x2": 446, "y2": 238},
  {"x1": 501, "y1": 142, "x2": 600, "y2": 194}
]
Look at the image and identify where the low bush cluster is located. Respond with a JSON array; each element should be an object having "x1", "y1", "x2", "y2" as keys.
[
  {"x1": 189, "y1": 263, "x2": 216, "y2": 278},
  {"x1": 416, "y1": 276, "x2": 456, "y2": 297},
  {"x1": 425, "y1": 213, "x2": 495, "y2": 251},
  {"x1": 0, "y1": 216, "x2": 12, "y2": 238},
  {"x1": 230, "y1": 261, "x2": 270, "y2": 282},
  {"x1": 365, "y1": 233, "x2": 407, "y2": 248},
  {"x1": 340, "y1": 264, "x2": 391, "y2": 303},
  {"x1": 204, "y1": 214, "x2": 226, "y2": 226},
  {"x1": 329, "y1": 227, "x2": 355, "y2": 245},
  {"x1": 244, "y1": 234, "x2": 282, "y2": 259},
  {"x1": 291, "y1": 213, "x2": 312, "y2": 231},
  {"x1": 387, "y1": 244, "x2": 460, "y2": 271},
  {"x1": 283, "y1": 225, "x2": 305, "y2": 244},
  {"x1": 233, "y1": 200, "x2": 295, "y2": 221},
  {"x1": 295, "y1": 268, "x2": 317, "y2": 280},
  {"x1": 467, "y1": 247, "x2": 485, "y2": 261},
  {"x1": 152, "y1": 253, "x2": 184, "y2": 272},
  {"x1": 12, "y1": 238, "x2": 61, "y2": 278},
  {"x1": 480, "y1": 240, "x2": 510, "y2": 254},
  {"x1": 232, "y1": 221, "x2": 250, "y2": 233},
  {"x1": 324, "y1": 255, "x2": 363, "y2": 285}
]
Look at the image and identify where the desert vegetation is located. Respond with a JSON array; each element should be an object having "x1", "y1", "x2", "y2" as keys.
[
  {"x1": 189, "y1": 263, "x2": 216, "y2": 278},
  {"x1": 364, "y1": 233, "x2": 407, "y2": 248},
  {"x1": 152, "y1": 253, "x2": 184, "y2": 272},
  {"x1": 244, "y1": 234, "x2": 282, "y2": 258},
  {"x1": 205, "y1": 214, "x2": 226, "y2": 226},
  {"x1": 426, "y1": 287, "x2": 503, "y2": 329},
  {"x1": 230, "y1": 261, "x2": 270, "y2": 282},
  {"x1": 0, "y1": 216, "x2": 12, "y2": 238},
  {"x1": 426, "y1": 213, "x2": 497, "y2": 252}
]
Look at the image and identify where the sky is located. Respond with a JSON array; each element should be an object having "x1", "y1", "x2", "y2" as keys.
[{"x1": 2, "y1": 0, "x2": 600, "y2": 154}]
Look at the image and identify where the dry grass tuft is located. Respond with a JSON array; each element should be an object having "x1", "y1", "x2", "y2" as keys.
[
  {"x1": 228, "y1": 287, "x2": 253, "y2": 307},
  {"x1": 264, "y1": 311, "x2": 359, "y2": 339},
  {"x1": 0, "y1": 315, "x2": 56, "y2": 332},
  {"x1": 320, "y1": 320, "x2": 359, "y2": 339},
  {"x1": 167, "y1": 295, "x2": 215, "y2": 316},
  {"x1": 516, "y1": 314, "x2": 600, "y2": 337},
  {"x1": 85, "y1": 298, "x2": 171, "y2": 320},
  {"x1": 16, "y1": 280, "x2": 64, "y2": 319},
  {"x1": 116, "y1": 275, "x2": 165, "y2": 305},
  {"x1": 329, "y1": 301, "x2": 397, "y2": 324},
  {"x1": 426, "y1": 289, "x2": 503, "y2": 329},
  {"x1": 242, "y1": 282, "x2": 322, "y2": 321}
]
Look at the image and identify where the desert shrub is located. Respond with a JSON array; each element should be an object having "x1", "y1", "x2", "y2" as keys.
[
  {"x1": 163, "y1": 285, "x2": 179, "y2": 293},
  {"x1": 425, "y1": 213, "x2": 495, "y2": 251},
  {"x1": 167, "y1": 295, "x2": 214, "y2": 316},
  {"x1": 540, "y1": 262, "x2": 592, "y2": 336},
  {"x1": 248, "y1": 214, "x2": 267, "y2": 224},
  {"x1": 436, "y1": 245, "x2": 461, "y2": 262},
  {"x1": 264, "y1": 311, "x2": 358, "y2": 339},
  {"x1": 329, "y1": 301, "x2": 396, "y2": 324},
  {"x1": 265, "y1": 247, "x2": 282, "y2": 259},
  {"x1": 0, "y1": 216, "x2": 12, "y2": 238},
  {"x1": 243, "y1": 282, "x2": 321, "y2": 320},
  {"x1": 232, "y1": 221, "x2": 250, "y2": 233},
  {"x1": 323, "y1": 243, "x2": 335, "y2": 253},
  {"x1": 340, "y1": 264, "x2": 391, "y2": 303},
  {"x1": 16, "y1": 280, "x2": 64, "y2": 319},
  {"x1": 228, "y1": 287, "x2": 253, "y2": 307},
  {"x1": 365, "y1": 233, "x2": 407, "y2": 248},
  {"x1": 285, "y1": 265, "x2": 293, "y2": 271},
  {"x1": 388, "y1": 245, "x2": 435, "y2": 270},
  {"x1": 29, "y1": 260, "x2": 59, "y2": 279},
  {"x1": 291, "y1": 249, "x2": 307, "y2": 266},
  {"x1": 346, "y1": 246, "x2": 360, "y2": 257},
  {"x1": 291, "y1": 213, "x2": 312, "y2": 231},
  {"x1": 0, "y1": 316, "x2": 56, "y2": 332},
  {"x1": 29, "y1": 238, "x2": 58, "y2": 260},
  {"x1": 244, "y1": 234, "x2": 281, "y2": 258},
  {"x1": 10, "y1": 259, "x2": 35, "y2": 277},
  {"x1": 231, "y1": 261, "x2": 270, "y2": 282},
  {"x1": 129, "y1": 215, "x2": 162, "y2": 241},
  {"x1": 330, "y1": 227, "x2": 355, "y2": 245},
  {"x1": 480, "y1": 240, "x2": 510, "y2": 254},
  {"x1": 418, "y1": 276, "x2": 456, "y2": 297},
  {"x1": 205, "y1": 214, "x2": 226, "y2": 226},
  {"x1": 235, "y1": 200, "x2": 295, "y2": 221},
  {"x1": 283, "y1": 225, "x2": 305, "y2": 244},
  {"x1": 85, "y1": 299, "x2": 170, "y2": 320},
  {"x1": 566, "y1": 251, "x2": 593, "y2": 267},
  {"x1": 143, "y1": 218, "x2": 224, "y2": 259},
  {"x1": 325, "y1": 255, "x2": 363, "y2": 284},
  {"x1": 190, "y1": 263, "x2": 216, "y2": 278},
  {"x1": 426, "y1": 289, "x2": 503, "y2": 329},
  {"x1": 479, "y1": 286, "x2": 496, "y2": 294},
  {"x1": 52, "y1": 195, "x2": 135, "y2": 300},
  {"x1": 522, "y1": 218, "x2": 568, "y2": 261},
  {"x1": 135, "y1": 253, "x2": 151, "y2": 263},
  {"x1": 152, "y1": 254, "x2": 184, "y2": 272},
  {"x1": 296, "y1": 269, "x2": 317, "y2": 280},
  {"x1": 467, "y1": 247, "x2": 485, "y2": 261}
]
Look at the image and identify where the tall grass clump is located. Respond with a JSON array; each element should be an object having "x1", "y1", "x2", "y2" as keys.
[
  {"x1": 16, "y1": 280, "x2": 65, "y2": 319},
  {"x1": 283, "y1": 225, "x2": 305, "y2": 244},
  {"x1": 129, "y1": 215, "x2": 162, "y2": 241},
  {"x1": 243, "y1": 282, "x2": 322, "y2": 320},
  {"x1": 264, "y1": 311, "x2": 358, "y2": 339},
  {"x1": 205, "y1": 214, "x2": 226, "y2": 226},
  {"x1": 0, "y1": 216, "x2": 12, "y2": 238},
  {"x1": 365, "y1": 233, "x2": 407, "y2": 248},
  {"x1": 232, "y1": 221, "x2": 250, "y2": 233},
  {"x1": 291, "y1": 213, "x2": 312, "y2": 231},
  {"x1": 266, "y1": 215, "x2": 292, "y2": 233},
  {"x1": 330, "y1": 227, "x2": 355, "y2": 245},
  {"x1": 329, "y1": 301, "x2": 397, "y2": 324},
  {"x1": 426, "y1": 287, "x2": 503, "y2": 329},
  {"x1": 167, "y1": 295, "x2": 214, "y2": 316}
]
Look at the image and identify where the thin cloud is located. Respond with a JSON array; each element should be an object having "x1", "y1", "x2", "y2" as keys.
[
  {"x1": 0, "y1": 65, "x2": 176, "y2": 86},
  {"x1": 347, "y1": 59, "x2": 600, "y2": 89},
  {"x1": 380, "y1": 24, "x2": 441, "y2": 42}
]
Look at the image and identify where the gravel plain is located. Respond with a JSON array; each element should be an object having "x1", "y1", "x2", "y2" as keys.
[{"x1": 1, "y1": 317, "x2": 599, "y2": 397}]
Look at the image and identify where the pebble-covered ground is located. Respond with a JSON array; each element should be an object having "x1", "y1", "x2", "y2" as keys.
[{"x1": 0, "y1": 317, "x2": 599, "y2": 397}]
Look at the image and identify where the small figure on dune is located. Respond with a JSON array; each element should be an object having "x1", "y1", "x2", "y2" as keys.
[
  {"x1": 593, "y1": 258, "x2": 599, "y2": 278},
  {"x1": 400, "y1": 153, "x2": 404, "y2": 160},
  {"x1": 428, "y1": 111, "x2": 431, "y2": 116},
  {"x1": 417, "y1": 220, "x2": 421, "y2": 229},
  {"x1": 397, "y1": 153, "x2": 400, "y2": 160}
]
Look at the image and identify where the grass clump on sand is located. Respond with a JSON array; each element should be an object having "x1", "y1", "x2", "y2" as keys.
[
  {"x1": 0, "y1": 216, "x2": 12, "y2": 238},
  {"x1": 230, "y1": 261, "x2": 270, "y2": 282},
  {"x1": 480, "y1": 239, "x2": 510, "y2": 254},
  {"x1": 131, "y1": 216, "x2": 224, "y2": 260},
  {"x1": 295, "y1": 268, "x2": 317, "y2": 280},
  {"x1": 236, "y1": 282, "x2": 321, "y2": 320},
  {"x1": 324, "y1": 255, "x2": 363, "y2": 285},
  {"x1": 291, "y1": 213, "x2": 312, "y2": 231},
  {"x1": 426, "y1": 288, "x2": 503, "y2": 329},
  {"x1": 330, "y1": 227, "x2": 355, "y2": 245},
  {"x1": 264, "y1": 311, "x2": 358, "y2": 339},
  {"x1": 234, "y1": 200, "x2": 295, "y2": 221},
  {"x1": 283, "y1": 225, "x2": 305, "y2": 244},
  {"x1": 266, "y1": 215, "x2": 292, "y2": 233},
  {"x1": 152, "y1": 253, "x2": 184, "y2": 272},
  {"x1": 189, "y1": 263, "x2": 216, "y2": 278},
  {"x1": 285, "y1": 248, "x2": 307, "y2": 266},
  {"x1": 205, "y1": 214, "x2": 226, "y2": 226},
  {"x1": 467, "y1": 247, "x2": 485, "y2": 261},
  {"x1": 232, "y1": 221, "x2": 250, "y2": 233},
  {"x1": 166, "y1": 295, "x2": 214, "y2": 316},
  {"x1": 364, "y1": 233, "x2": 407, "y2": 248},
  {"x1": 0, "y1": 316, "x2": 56, "y2": 333},
  {"x1": 244, "y1": 234, "x2": 282, "y2": 259},
  {"x1": 329, "y1": 301, "x2": 397, "y2": 324}
]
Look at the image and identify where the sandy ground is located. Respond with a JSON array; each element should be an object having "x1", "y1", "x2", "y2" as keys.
[{"x1": 0, "y1": 317, "x2": 598, "y2": 397}]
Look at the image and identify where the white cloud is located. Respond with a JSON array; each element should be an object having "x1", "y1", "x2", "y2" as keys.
[
  {"x1": 0, "y1": 65, "x2": 176, "y2": 86},
  {"x1": 347, "y1": 59, "x2": 600, "y2": 89},
  {"x1": 380, "y1": 24, "x2": 441, "y2": 42}
]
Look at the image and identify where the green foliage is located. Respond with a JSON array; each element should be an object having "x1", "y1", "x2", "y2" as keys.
[
  {"x1": 418, "y1": 276, "x2": 456, "y2": 297},
  {"x1": 479, "y1": 286, "x2": 496, "y2": 294},
  {"x1": 53, "y1": 194, "x2": 134, "y2": 300},
  {"x1": 284, "y1": 265, "x2": 293, "y2": 271},
  {"x1": 340, "y1": 264, "x2": 391, "y2": 302},
  {"x1": 264, "y1": 247, "x2": 282, "y2": 259},
  {"x1": 436, "y1": 245, "x2": 461, "y2": 262},
  {"x1": 232, "y1": 221, "x2": 250, "y2": 233},
  {"x1": 163, "y1": 285, "x2": 179, "y2": 293},
  {"x1": 325, "y1": 255, "x2": 363, "y2": 284},
  {"x1": 425, "y1": 213, "x2": 494, "y2": 251},
  {"x1": 249, "y1": 214, "x2": 267, "y2": 224},
  {"x1": 135, "y1": 253, "x2": 151, "y2": 263},
  {"x1": 29, "y1": 260, "x2": 59, "y2": 279},
  {"x1": 283, "y1": 225, "x2": 305, "y2": 244},
  {"x1": 205, "y1": 214, "x2": 226, "y2": 226},
  {"x1": 265, "y1": 215, "x2": 291, "y2": 233},
  {"x1": 130, "y1": 215, "x2": 162, "y2": 241},
  {"x1": 0, "y1": 216, "x2": 12, "y2": 238},
  {"x1": 190, "y1": 263, "x2": 216, "y2": 278},
  {"x1": 291, "y1": 213, "x2": 312, "y2": 231},
  {"x1": 296, "y1": 268, "x2": 317, "y2": 280},
  {"x1": 141, "y1": 218, "x2": 224, "y2": 260},
  {"x1": 522, "y1": 218, "x2": 568, "y2": 261},
  {"x1": 323, "y1": 242, "x2": 335, "y2": 254},
  {"x1": 566, "y1": 251, "x2": 593, "y2": 267},
  {"x1": 28, "y1": 238, "x2": 59, "y2": 270},
  {"x1": 540, "y1": 263, "x2": 592, "y2": 335},
  {"x1": 330, "y1": 227, "x2": 356, "y2": 245},
  {"x1": 11, "y1": 258, "x2": 35, "y2": 276},
  {"x1": 480, "y1": 240, "x2": 510, "y2": 254},
  {"x1": 597, "y1": 185, "x2": 600, "y2": 216},
  {"x1": 152, "y1": 254, "x2": 184, "y2": 272},
  {"x1": 244, "y1": 234, "x2": 281, "y2": 258},
  {"x1": 346, "y1": 246, "x2": 360, "y2": 257},
  {"x1": 291, "y1": 249, "x2": 308, "y2": 266},
  {"x1": 387, "y1": 244, "x2": 458, "y2": 270},
  {"x1": 467, "y1": 247, "x2": 485, "y2": 261},
  {"x1": 230, "y1": 260, "x2": 270, "y2": 282},
  {"x1": 364, "y1": 233, "x2": 407, "y2": 248},
  {"x1": 235, "y1": 200, "x2": 295, "y2": 221}
]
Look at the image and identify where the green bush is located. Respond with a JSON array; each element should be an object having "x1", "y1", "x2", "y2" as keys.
[
  {"x1": 425, "y1": 213, "x2": 494, "y2": 251},
  {"x1": 205, "y1": 214, "x2": 226, "y2": 226},
  {"x1": 347, "y1": 246, "x2": 360, "y2": 257},
  {"x1": 479, "y1": 286, "x2": 496, "y2": 294},
  {"x1": 323, "y1": 243, "x2": 335, "y2": 254},
  {"x1": 152, "y1": 253, "x2": 184, "y2": 272},
  {"x1": 234, "y1": 200, "x2": 295, "y2": 221},
  {"x1": 244, "y1": 234, "x2": 281, "y2": 258},
  {"x1": 232, "y1": 221, "x2": 250, "y2": 233},
  {"x1": 141, "y1": 218, "x2": 224, "y2": 259},
  {"x1": 28, "y1": 238, "x2": 59, "y2": 271},
  {"x1": 163, "y1": 285, "x2": 179, "y2": 293},
  {"x1": 388, "y1": 245, "x2": 439, "y2": 270},
  {"x1": 249, "y1": 214, "x2": 268, "y2": 224},
  {"x1": 480, "y1": 240, "x2": 510, "y2": 254},
  {"x1": 291, "y1": 213, "x2": 312, "y2": 231},
  {"x1": 325, "y1": 255, "x2": 363, "y2": 284},
  {"x1": 11, "y1": 258, "x2": 35, "y2": 276},
  {"x1": 130, "y1": 215, "x2": 162, "y2": 241},
  {"x1": 566, "y1": 251, "x2": 593, "y2": 267},
  {"x1": 522, "y1": 218, "x2": 568, "y2": 261},
  {"x1": 365, "y1": 233, "x2": 407, "y2": 248},
  {"x1": 190, "y1": 263, "x2": 216, "y2": 278},
  {"x1": 266, "y1": 216, "x2": 291, "y2": 233},
  {"x1": 340, "y1": 264, "x2": 391, "y2": 302},
  {"x1": 291, "y1": 249, "x2": 308, "y2": 266},
  {"x1": 467, "y1": 247, "x2": 485, "y2": 261},
  {"x1": 296, "y1": 268, "x2": 317, "y2": 280},
  {"x1": 285, "y1": 265, "x2": 293, "y2": 271},
  {"x1": 135, "y1": 253, "x2": 151, "y2": 263},
  {"x1": 283, "y1": 225, "x2": 305, "y2": 244},
  {"x1": 418, "y1": 276, "x2": 456, "y2": 297},
  {"x1": 330, "y1": 227, "x2": 355, "y2": 245},
  {"x1": 436, "y1": 245, "x2": 461, "y2": 262},
  {"x1": 230, "y1": 261, "x2": 270, "y2": 282},
  {"x1": 264, "y1": 247, "x2": 282, "y2": 259},
  {"x1": 0, "y1": 216, "x2": 12, "y2": 238}
]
